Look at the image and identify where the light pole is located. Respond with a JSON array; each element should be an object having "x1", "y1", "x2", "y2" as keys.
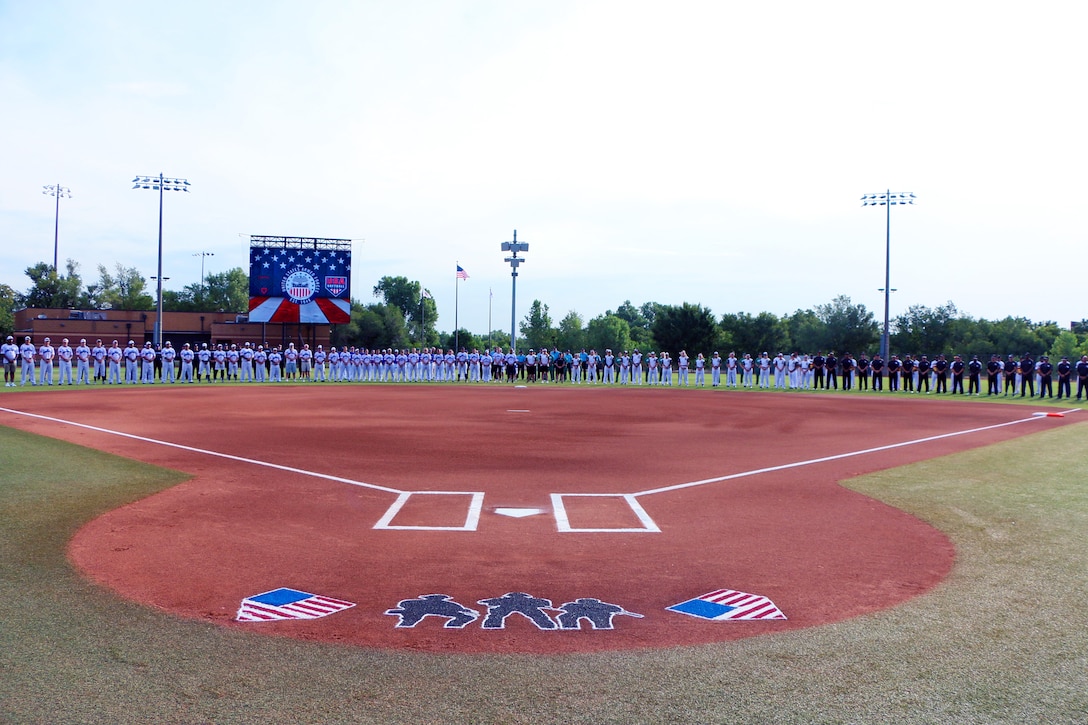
[
  {"x1": 134, "y1": 174, "x2": 190, "y2": 348},
  {"x1": 193, "y1": 251, "x2": 214, "y2": 304},
  {"x1": 862, "y1": 190, "x2": 915, "y2": 363},
  {"x1": 42, "y1": 184, "x2": 72, "y2": 272},
  {"x1": 501, "y1": 230, "x2": 529, "y2": 354}
]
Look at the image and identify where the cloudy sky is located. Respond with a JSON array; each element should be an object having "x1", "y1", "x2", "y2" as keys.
[{"x1": 2, "y1": 1, "x2": 1086, "y2": 335}]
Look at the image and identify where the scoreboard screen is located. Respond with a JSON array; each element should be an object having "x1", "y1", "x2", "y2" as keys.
[{"x1": 247, "y1": 236, "x2": 351, "y2": 324}]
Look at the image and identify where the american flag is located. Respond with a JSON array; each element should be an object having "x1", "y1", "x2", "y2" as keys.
[
  {"x1": 667, "y1": 588, "x2": 786, "y2": 621},
  {"x1": 236, "y1": 587, "x2": 356, "y2": 622},
  {"x1": 456, "y1": 265, "x2": 469, "y2": 280}
]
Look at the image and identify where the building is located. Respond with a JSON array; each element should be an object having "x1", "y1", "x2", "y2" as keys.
[{"x1": 13, "y1": 307, "x2": 332, "y2": 350}]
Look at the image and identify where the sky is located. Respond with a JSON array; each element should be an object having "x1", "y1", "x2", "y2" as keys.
[{"x1": 2, "y1": 0, "x2": 1087, "y2": 336}]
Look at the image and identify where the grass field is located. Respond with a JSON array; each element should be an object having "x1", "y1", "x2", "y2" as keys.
[{"x1": 1, "y1": 403, "x2": 1086, "y2": 723}]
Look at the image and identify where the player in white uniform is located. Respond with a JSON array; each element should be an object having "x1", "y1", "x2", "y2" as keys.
[
  {"x1": 2, "y1": 335, "x2": 17, "y2": 386},
  {"x1": 107, "y1": 341, "x2": 123, "y2": 384},
  {"x1": 660, "y1": 352, "x2": 673, "y2": 386},
  {"x1": 725, "y1": 352, "x2": 738, "y2": 387},
  {"x1": 759, "y1": 353, "x2": 771, "y2": 388},
  {"x1": 677, "y1": 351, "x2": 689, "y2": 386},
  {"x1": 197, "y1": 344, "x2": 212, "y2": 381},
  {"x1": 694, "y1": 353, "x2": 706, "y2": 386},
  {"x1": 313, "y1": 345, "x2": 327, "y2": 381},
  {"x1": 56, "y1": 338, "x2": 74, "y2": 385},
  {"x1": 19, "y1": 337, "x2": 36, "y2": 385},
  {"x1": 91, "y1": 339, "x2": 107, "y2": 383},
  {"x1": 75, "y1": 338, "x2": 92, "y2": 385},
  {"x1": 140, "y1": 342, "x2": 157, "y2": 383},
  {"x1": 254, "y1": 345, "x2": 268, "y2": 382},
  {"x1": 710, "y1": 352, "x2": 722, "y2": 387},
  {"x1": 123, "y1": 341, "x2": 140, "y2": 383},
  {"x1": 161, "y1": 341, "x2": 177, "y2": 383},
  {"x1": 240, "y1": 342, "x2": 255, "y2": 382},
  {"x1": 268, "y1": 347, "x2": 283, "y2": 381},
  {"x1": 179, "y1": 343, "x2": 195, "y2": 383},
  {"x1": 741, "y1": 353, "x2": 754, "y2": 388},
  {"x1": 38, "y1": 337, "x2": 56, "y2": 385}
]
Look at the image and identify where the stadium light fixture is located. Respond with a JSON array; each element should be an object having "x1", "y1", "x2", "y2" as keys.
[
  {"x1": 193, "y1": 251, "x2": 214, "y2": 304},
  {"x1": 862, "y1": 190, "x2": 915, "y2": 363},
  {"x1": 501, "y1": 230, "x2": 529, "y2": 354},
  {"x1": 134, "y1": 173, "x2": 190, "y2": 347},
  {"x1": 42, "y1": 183, "x2": 72, "y2": 272}
]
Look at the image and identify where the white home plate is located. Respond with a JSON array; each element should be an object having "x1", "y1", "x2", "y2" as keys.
[{"x1": 495, "y1": 507, "x2": 546, "y2": 518}]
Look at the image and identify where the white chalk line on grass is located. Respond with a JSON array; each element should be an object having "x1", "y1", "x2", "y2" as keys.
[
  {"x1": 0, "y1": 406, "x2": 404, "y2": 495},
  {"x1": 634, "y1": 410, "x2": 1081, "y2": 498}
]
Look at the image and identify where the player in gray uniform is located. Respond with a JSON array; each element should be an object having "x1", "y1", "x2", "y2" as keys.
[
  {"x1": 161, "y1": 341, "x2": 177, "y2": 383},
  {"x1": 38, "y1": 337, "x2": 56, "y2": 385},
  {"x1": 2, "y1": 335, "x2": 17, "y2": 386},
  {"x1": 91, "y1": 339, "x2": 107, "y2": 383},
  {"x1": 56, "y1": 338, "x2": 74, "y2": 384},
  {"x1": 19, "y1": 337, "x2": 36, "y2": 385},
  {"x1": 140, "y1": 342, "x2": 157, "y2": 383},
  {"x1": 74, "y1": 338, "x2": 92, "y2": 384}
]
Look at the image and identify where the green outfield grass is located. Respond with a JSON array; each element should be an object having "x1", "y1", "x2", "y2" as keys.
[{"x1": 0, "y1": 416, "x2": 1085, "y2": 724}]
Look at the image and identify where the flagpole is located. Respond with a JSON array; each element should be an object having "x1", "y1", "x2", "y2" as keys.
[
  {"x1": 420, "y1": 293, "x2": 425, "y2": 344},
  {"x1": 454, "y1": 262, "x2": 460, "y2": 352},
  {"x1": 488, "y1": 288, "x2": 492, "y2": 351}
]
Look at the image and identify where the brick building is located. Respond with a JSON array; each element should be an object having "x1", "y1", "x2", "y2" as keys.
[{"x1": 13, "y1": 307, "x2": 331, "y2": 350}]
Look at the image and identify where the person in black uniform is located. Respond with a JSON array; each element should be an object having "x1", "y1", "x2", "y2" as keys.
[
  {"x1": 856, "y1": 353, "x2": 870, "y2": 390},
  {"x1": 987, "y1": 355, "x2": 1002, "y2": 395},
  {"x1": 933, "y1": 354, "x2": 949, "y2": 394},
  {"x1": 812, "y1": 353, "x2": 825, "y2": 389},
  {"x1": 901, "y1": 355, "x2": 915, "y2": 392},
  {"x1": 918, "y1": 355, "x2": 933, "y2": 393},
  {"x1": 824, "y1": 352, "x2": 838, "y2": 390},
  {"x1": 888, "y1": 355, "x2": 901, "y2": 392},
  {"x1": 1019, "y1": 354, "x2": 1035, "y2": 397},
  {"x1": 1037, "y1": 356, "x2": 1053, "y2": 398},
  {"x1": 840, "y1": 352, "x2": 855, "y2": 391},
  {"x1": 1077, "y1": 356, "x2": 1088, "y2": 401},
  {"x1": 871, "y1": 353, "x2": 884, "y2": 391},
  {"x1": 1056, "y1": 356, "x2": 1072, "y2": 399},
  {"x1": 951, "y1": 355, "x2": 966, "y2": 395},
  {"x1": 1004, "y1": 355, "x2": 1018, "y2": 395},
  {"x1": 966, "y1": 355, "x2": 981, "y2": 395}
]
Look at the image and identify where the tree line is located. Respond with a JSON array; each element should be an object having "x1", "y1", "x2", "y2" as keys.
[{"x1": 4, "y1": 264, "x2": 1086, "y2": 362}]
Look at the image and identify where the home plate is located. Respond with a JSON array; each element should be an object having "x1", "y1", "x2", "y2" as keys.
[{"x1": 495, "y1": 507, "x2": 546, "y2": 518}]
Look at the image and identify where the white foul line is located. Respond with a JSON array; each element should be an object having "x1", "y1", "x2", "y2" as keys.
[
  {"x1": 634, "y1": 412, "x2": 1078, "y2": 498},
  {"x1": 0, "y1": 406, "x2": 403, "y2": 495}
]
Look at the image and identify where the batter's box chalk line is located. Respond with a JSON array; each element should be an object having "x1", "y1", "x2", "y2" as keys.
[{"x1": 372, "y1": 491, "x2": 660, "y2": 533}]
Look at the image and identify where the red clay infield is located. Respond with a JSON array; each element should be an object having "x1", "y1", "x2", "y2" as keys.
[{"x1": 0, "y1": 385, "x2": 1078, "y2": 654}]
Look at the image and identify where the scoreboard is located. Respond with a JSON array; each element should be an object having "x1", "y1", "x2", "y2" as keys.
[{"x1": 247, "y1": 236, "x2": 352, "y2": 324}]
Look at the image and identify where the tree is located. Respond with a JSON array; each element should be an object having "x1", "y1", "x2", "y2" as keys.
[
  {"x1": 720, "y1": 311, "x2": 790, "y2": 356},
  {"x1": 520, "y1": 300, "x2": 555, "y2": 351},
  {"x1": 20, "y1": 260, "x2": 83, "y2": 309},
  {"x1": 373, "y1": 276, "x2": 434, "y2": 340},
  {"x1": 814, "y1": 295, "x2": 879, "y2": 355},
  {"x1": 0, "y1": 283, "x2": 16, "y2": 337},
  {"x1": 555, "y1": 311, "x2": 585, "y2": 352},
  {"x1": 891, "y1": 302, "x2": 960, "y2": 356},
  {"x1": 610, "y1": 300, "x2": 654, "y2": 347},
  {"x1": 202, "y1": 268, "x2": 250, "y2": 313},
  {"x1": 1049, "y1": 331, "x2": 1081, "y2": 361},
  {"x1": 585, "y1": 314, "x2": 633, "y2": 355},
  {"x1": 786, "y1": 308, "x2": 823, "y2": 353},
  {"x1": 651, "y1": 303, "x2": 720, "y2": 356},
  {"x1": 92, "y1": 264, "x2": 154, "y2": 311}
]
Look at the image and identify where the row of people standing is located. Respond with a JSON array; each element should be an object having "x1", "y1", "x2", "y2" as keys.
[{"x1": 6, "y1": 335, "x2": 1087, "y2": 400}]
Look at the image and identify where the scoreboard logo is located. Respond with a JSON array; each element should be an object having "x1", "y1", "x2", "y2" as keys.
[
  {"x1": 282, "y1": 266, "x2": 319, "y2": 304},
  {"x1": 325, "y1": 275, "x2": 348, "y2": 297}
]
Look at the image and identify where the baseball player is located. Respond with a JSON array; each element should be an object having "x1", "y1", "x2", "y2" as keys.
[
  {"x1": 107, "y1": 341, "x2": 123, "y2": 384},
  {"x1": 38, "y1": 337, "x2": 56, "y2": 385},
  {"x1": 1, "y1": 335, "x2": 17, "y2": 386},
  {"x1": 74, "y1": 338, "x2": 91, "y2": 385},
  {"x1": 19, "y1": 337, "x2": 36, "y2": 385},
  {"x1": 56, "y1": 338, "x2": 74, "y2": 385},
  {"x1": 179, "y1": 343, "x2": 195, "y2": 383},
  {"x1": 161, "y1": 341, "x2": 177, "y2": 383}
]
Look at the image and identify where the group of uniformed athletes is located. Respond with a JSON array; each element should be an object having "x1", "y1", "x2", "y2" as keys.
[{"x1": 5, "y1": 335, "x2": 1088, "y2": 400}]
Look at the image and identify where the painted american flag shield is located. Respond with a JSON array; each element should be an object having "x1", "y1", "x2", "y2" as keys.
[
  {"x1": 667, "y1": 588, "x2": 786, "y2": 621},
  {"x1": 236, "y1": 587, "x2": 356, "y2": 622}
]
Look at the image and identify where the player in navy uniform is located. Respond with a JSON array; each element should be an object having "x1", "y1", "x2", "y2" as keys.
[
  {"x1": 1018, "y1": 354, "x2": 1035, "y2": 397},
  {"x1": 1056, "y1": 357, "x2": 1072, "y2": 399},
  {"x1": 1036, "y1": 356, "x2": 1053, "y2": 398},
  {"x1": 1077, "y1": 356, "x2": 1088, "y2": 401},
  {"x1": 870, "y1": 353, "x2": 884, "y2": 391},
  {"x1": 933, "y1": 355, "x2": 949, "y2": 394},
  {"x1": 887, "y1": 355, "x2": 901, "y2": 391},
  {"x1": 824, "y1": 352, "x2": 838, "y2": 390},
  {"x1": 986, "y1": 355, "x2": 1001, "y2": 395},
  {"x1": 917, "y1": 355, "x2": 932, "y2": 393}
]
